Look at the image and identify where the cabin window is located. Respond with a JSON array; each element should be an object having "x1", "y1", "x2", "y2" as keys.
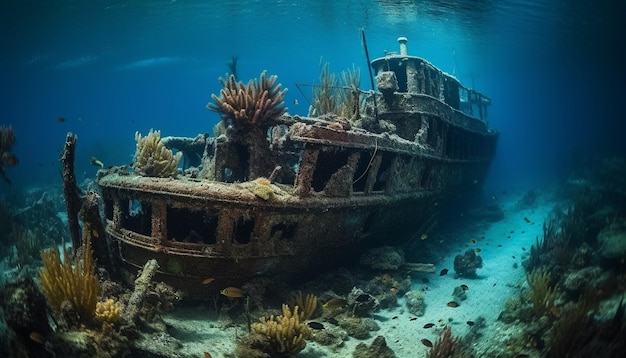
[
  {"x1": 233, "y1": 217, "x2": 254, "y2": 244},
  {"x1": 352, "y1": 149, "x2": 374, "y2": 192},
  {"x1": 104, "y1": 198, "x2": 114, "y2": 220},
  {"x1": 270, "y1": 222, "x2": 297, "y2": 241},
  {"x1": 166, "y1": 207, "x2": 218, "y2": 244},
  {"x1": 362, "y1": 212, "x2": 376, "y2": 234},
  {"x1": 373, "y1": 153, "x2": 394, "y2": 191},
  {"x1": 419, "y1": 162, "x2": 433, "y2": 189},
  {"x1": 311, "y1": 147, "x2": 350, "y2": 192},
  {"x1": 125, "y1": 199, "x2": 152, "y2": 236}
]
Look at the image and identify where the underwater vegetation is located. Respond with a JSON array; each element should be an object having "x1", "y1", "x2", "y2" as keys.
[
  {"x1": 496, "y1": 157, "x2": 626, "y2": 357},
  {"x1": 39, "y1": 235, "x2": 99, "y2": 327},
  {"x1": 310, "y1": 62, "x2": 363, "y2": 121},
  {"x1": 133, "y1": 129, "x2": 183, "y2": 178},
  {"x1": 208, "y1": 70, "x2": 287, "y2": 128}
]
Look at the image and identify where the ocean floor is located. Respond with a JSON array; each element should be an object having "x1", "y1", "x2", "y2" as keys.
[{"x1": 159, "y1": 190, "x2": 551, "y2": 358}]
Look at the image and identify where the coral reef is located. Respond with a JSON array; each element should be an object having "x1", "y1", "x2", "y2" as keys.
[
  {"x1": 133, "y1": 129, "x2": 182, "y2": 177},
  {"x1": 39, "y1": 236, "x2": 99, "y2": 326},
  {"x1": 95, "y1": 298, "x2": 123, "y2": 324},
  {"x1": 250, "y1": 304, "x2": 311, "y2": 355},
  {"x1": 453, "y1": 249, "x2": 483, "y2": 277},
  {"x1": 596, "y1": 219, "x2": 626, "y2": 259},
  {"x1": 207, "y1": 71, "x2": 288, "y2": 180},
  {"x1": 311, "y1": 62, "x2": 337, "y2": 116},
  {"x1": 338, "y1": 316, "x2": 380, "y2": 339},
  {"x1": 352, "y1": 335, "x2": 396, "y2": 358},
  {"x1": 208, "y1": 70, "x2": 287, "y2": 128},
  {"x1": 427, "y1": 326, "x2": 461, "y2": 358},
  {"x1": 288, "y1": 291, "x2": 318, "y2": 320},
  {"x1": 359, "y1": 246, "x2": 405, "y2": 270},
  {"x1": 10, "y1": 223, "x2": 41, "y2": 268},
  {"x1": 526, "y1": 268, "x2": 559, "y2": 318},
  {"x1": 1, "y1": 274, "x2": 53, "y2": 358},
  {"x1": 405, "y1": 290, "x2": 426, "y2": 316}
]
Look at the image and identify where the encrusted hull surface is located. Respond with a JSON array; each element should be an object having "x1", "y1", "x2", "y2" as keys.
[{"x1": 98, "y1": 38, "x2": 499, "y2": 297}]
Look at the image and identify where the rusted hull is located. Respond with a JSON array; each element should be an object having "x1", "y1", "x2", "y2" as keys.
[{"x1": 100, "y1": 173, "x2": 452, "y2": 297}]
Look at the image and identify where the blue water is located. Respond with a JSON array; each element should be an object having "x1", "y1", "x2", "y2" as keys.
[{"x1": 0, "y1": 0, "x2": 624, "y2": 194}]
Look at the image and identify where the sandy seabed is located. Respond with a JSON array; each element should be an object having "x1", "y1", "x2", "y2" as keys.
[{"x1": 159, "y1": 191, "x2": 549, "y2": 358}]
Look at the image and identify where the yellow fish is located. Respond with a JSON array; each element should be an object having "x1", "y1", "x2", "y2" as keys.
[
  {"x1": 220, "y1": 286, "x2": 245, "y2": 298},
  {"x1": 322, "y1": 298, "x2": 348, "y2": 309}
]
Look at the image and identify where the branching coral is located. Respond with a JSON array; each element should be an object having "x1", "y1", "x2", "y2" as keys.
[
  {"x1": 95, "y1": 298, "x2": 123, "y2": 323},
  {"x1": 312, "y1": 62, "x2": 337, "y2": 116},
  {"x1": 133, "y1": 129, "x2": 182, "y2": 177},
  {"x1": 251, "y1": 304, "x2": 311, "y2": 355},
  {"x1": 526, "y1": 268, "x2": 559, "y2": 318},
  {"x1": 337, "y1": 64, "x2": 362, "y2": 119},
  {"x1": 428, "y1": 326, "x2": 461, "y2": 358},
  {"x1": 289, "y1": 291, "x2": 318, "y2": 320},
  {"x1": 39, "y1": 236, "x2": 99, "y2": 326},
  {"x1": 11, "y1": 223, "x2": 41, "y2": 267},
  {"x1": 208, "y1": 70, "x2": 287, "y2": 128}
]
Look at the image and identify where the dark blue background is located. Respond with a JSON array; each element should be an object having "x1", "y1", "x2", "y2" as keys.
[{"x1": 1, "y1": 0, "x2": 624, "y2": 195}]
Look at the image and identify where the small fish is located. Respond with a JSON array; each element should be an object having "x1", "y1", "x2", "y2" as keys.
[
  {"x1": 293, "y1": 99, "x2": 299, "y2": 105},
  {"x1": 420, "y1": 233, "x2": 428, "y2": 240},
  {"x1": 439, "y1": 268, "x2": 449, "y2": 276},
  {"x1": 469, "y1": 239, "x2": 477, "y2": 244},
  {"x1": 549, "y1": 306, "x2": 560, "y2": 318},
  {"x1": 307, "y1": 321, "x2": 325, "y2": 330},
  {"x1": 90, "y1": 156, "x2": 104, "y2": 168},
  {"x1": 410, "y1": 317, "x2": 417, "y2": 321},
  {"x1": 466, "y1": 320, "x2": 475, "y2": 326},
  {"x1": 323, "y1": 298, "x2": 348, "y2": 309},
  {"x1": 460, "y1": 284, "x2": 469, "y2": 291},
  {"x1": 29, "y1": 331, "x2": 45, "y2": 344},
  {"x1": 423, "y1": 323, "x2": 435, "y2": 328},
  {"x1": 523, "y1": 217, "x2": 531, "y2": 223},
  {"x1": 474, "y1": 248, "x2": 482, "y2": 253},
  {"x1": 447, "y1": 301, "x2": 459, "y2": 308},
  {"x1": 382, "y1": 274, "x2": 392, "y2": 281},
  {"x1": 497, "y1": 244, "x2": 503, "y2": 247},
  {"x1": 201, "y1": 277, "x2": 215, "y2": 285},
  {"x1": 57, "y1": 117, "x2": 66, "y2": 124},
  {"x1": 392, "y1": 316, "x2": 399, "y2": 320},
  {"x1": 421, "y1": 338, "x2": 433, "y2": 348},
  {"x1": 220, "y1": 286, "x2": 245, "y2": 298},
  {"x1": 522, "y1": 247, "x2": 526, "y2": 251}
]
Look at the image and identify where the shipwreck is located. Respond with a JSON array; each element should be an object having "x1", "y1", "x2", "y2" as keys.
[{"x1": 97, "y1": 37, "x2": 498, "y2": 297}]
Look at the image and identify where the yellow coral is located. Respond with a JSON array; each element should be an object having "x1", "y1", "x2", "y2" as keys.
[
  {"x1": 40, "y1": 236, "x2": 99, "y2": 325},
  {"x1": 133, "y1": 129, "x2": 182, "y2": 177},
  {"x1": 252, "y1": 304, "x2": 311, "y2": 355},
  {"x1": 95, "y1": 298, "x2": 123, "y2": 323},
  {"x1": 207, "y1": 71, "x2": 287, "y2": 127},
  {"x1": 526, "y1": 268, "x2": 559, "y2": 317},
  {"x1": 289, "y1": 291, "x2": 318, "y2": 320}
]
